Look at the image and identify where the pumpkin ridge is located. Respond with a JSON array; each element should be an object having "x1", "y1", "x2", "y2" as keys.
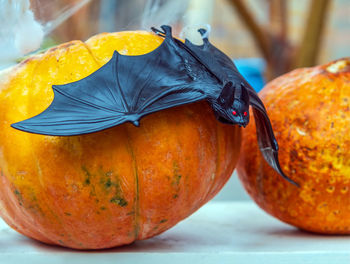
[
  {"x1": 10, "y1": 184, "x2": 58, "y2": 245},
  {"x1": 171, "y1": 120, "x2": 188, "y2": 210},
  {"x1": 33, "y1": 156, "x2": 83, "y2": 248},
  {"x1": 26, "y1": 48, "x2": 52, "y2": 121},
  {"x1": 195, "y1": 109, "x2": 219, "y2": 204},
  {"x1": 32, "y1": 157, "x2": 60, "y2": 245},
  {"x1": 24, "y1": 53, "x2": 41, "y2": 123},
  {"x1": 7, "y1": 55, "x2": 61, "y2": 245},
  {"x1": 125, "y1": 126, "x2": 140, "y2": 240},
  {"x1": 82, "y1": 42, "x2": 101, "y2": 67},
  {"x1": 0, "y1": 73, "x2": 38, "y2": 242},
  {"x1": 1, "y1": 179, "x2": 44, "y2": 242},
  {"x1": 22, "y1": 47, "x2": 93, "y2": 248},
  {"x1": 28, "y1": 47, "x2": 93, "y2": 248},
  {"x1": 204, "y1": 116, "x2": 220, "y2": 202}
]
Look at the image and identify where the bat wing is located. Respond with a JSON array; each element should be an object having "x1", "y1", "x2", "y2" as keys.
[
  {"x1": 12, "y1": 26, "x2": 218, "y2": 136},
  {"x1": 248, "y1": 91, "x2": 298, "y2": 186},
  {"x1": 11, "y1": 54, "x2": 131, "y2": 136}
]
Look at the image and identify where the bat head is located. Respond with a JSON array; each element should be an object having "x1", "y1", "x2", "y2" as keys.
[
  {"x1": 214, "y1": 81, "x2": 250, "y2": 127},
  {"x1": 180, "y1": 27, "x2": 251, "y2": 127}
]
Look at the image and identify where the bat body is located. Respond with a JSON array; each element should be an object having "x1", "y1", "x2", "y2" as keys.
[{"x1": 12, "y1": 25, "x2": 298, "y2": 186}]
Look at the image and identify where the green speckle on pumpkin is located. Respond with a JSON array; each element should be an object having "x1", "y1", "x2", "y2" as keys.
[
  {"x1": 98, "y1": 168, "x2": 128, "y2": 207},
  {"x1": 173, "y1": 161, "x2": 182, "y2": 186},
  {"x1": 82, "y1": 166, "x2": 97, "y2": 197},
  {"x1": 82, "y1": 166, "x2": 92, "y2": 185},
  {"x1": 160, "y1": 219, "x2": 168, "y2": 223},
  {"x1": 14, "y1": 189, "x2": 23, "y2": 206},
  {"x1": 99, "y1": 169, "x2": 120, "y2": 190},
  {"x1": 105, "y1": 178, "x2": 112, "y2": 188},
  {"x1": 58, "y1": 240, "x2": 65, "y2": 245},
  {"x1": 110, "y1": 197, "x2": 128, "y2": 207},
  {"x1": 64, "y1": 212, "x2": 72, "y2": 216},
  {"x1": 100, "y1": 206, "x2": 106, "y2": 210}
]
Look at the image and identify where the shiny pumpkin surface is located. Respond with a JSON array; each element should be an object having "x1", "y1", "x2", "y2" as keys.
[
  {"x1": 0, "y1": 31, "x2": 241, "y2": 249},
  {"x1": 237, "y1": 58, "x2": 350, "y2": 234}
]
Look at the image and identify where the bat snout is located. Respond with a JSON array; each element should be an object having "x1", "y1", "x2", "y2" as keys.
[{"x1": 238, "y1": 121, "x2": 247, "y2": 128}]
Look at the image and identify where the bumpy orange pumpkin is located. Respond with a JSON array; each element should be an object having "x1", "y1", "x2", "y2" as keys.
[
  {"x1": 237, "y1": 58, "x2": 350, "y2": 234},
  {"x1": 0, "y1": 31, "x2": 241, "y2": 249}
]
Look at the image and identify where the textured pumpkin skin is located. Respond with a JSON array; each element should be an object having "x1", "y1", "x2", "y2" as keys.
[
  {"x1": 237, "y1": 58, "x2": 350, "y2": 234},
  {"x1": 0, "y1": 31, "x2": 241, "y2": 249}
]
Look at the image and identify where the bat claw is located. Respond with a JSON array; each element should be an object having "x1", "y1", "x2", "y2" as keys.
[{"x1": 133, "y1": 120, "x2": 140, "y2": 127}]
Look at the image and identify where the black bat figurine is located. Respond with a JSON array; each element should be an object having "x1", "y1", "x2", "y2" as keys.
[{"x1": 11, "y1": 25, "x2": 298, "y2": 186}]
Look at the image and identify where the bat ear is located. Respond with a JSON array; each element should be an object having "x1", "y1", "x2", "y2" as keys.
[
  {"x1": 217, "y1": 81, "x2": 234, "y2": 107},
  {"x1": 236, "y1": 82, "x2": 250, "y2": 104},
  {"x1": 160, "y1": 25, "x2": 172, "y2": 36},
  {"x1": 197, "y1": 28, "x2": 209, "y2": 44},
  {"x1": 151, "y1": 25, "x2": 172, "y2": 38}
]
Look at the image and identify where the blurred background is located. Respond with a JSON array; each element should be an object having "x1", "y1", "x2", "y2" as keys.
[{"x1": 0, "y1": 0, "x2": 349, "y2": 200}]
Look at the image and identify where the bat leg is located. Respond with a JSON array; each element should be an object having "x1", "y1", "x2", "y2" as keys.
[{"x1": 133, "y1": 121, "x2": 140, "y2": 127}]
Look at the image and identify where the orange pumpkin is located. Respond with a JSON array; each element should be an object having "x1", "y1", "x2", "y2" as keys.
[
  {"x1": 0, "y1": 31, "x2": 241, "y2": 249},
  {"x1": 237, "y1": 58, "x2": 350, "y2": 234}
]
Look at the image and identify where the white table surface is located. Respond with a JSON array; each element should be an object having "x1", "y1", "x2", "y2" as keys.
[{"x1": 1, "y1": 201, "x2": 350, "y2": 264}]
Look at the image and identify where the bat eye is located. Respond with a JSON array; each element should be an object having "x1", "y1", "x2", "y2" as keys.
[
  {"x1": 232, "y1": 111, "x2": 237, "y2": 116},
  {"x1": 243, "y1": 111, "x2": 247, "y2": 116}
]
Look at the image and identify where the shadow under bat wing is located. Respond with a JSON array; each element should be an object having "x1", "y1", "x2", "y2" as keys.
[{"x1": 11, "y1": 37, "x2": 213, "y2": 136}]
